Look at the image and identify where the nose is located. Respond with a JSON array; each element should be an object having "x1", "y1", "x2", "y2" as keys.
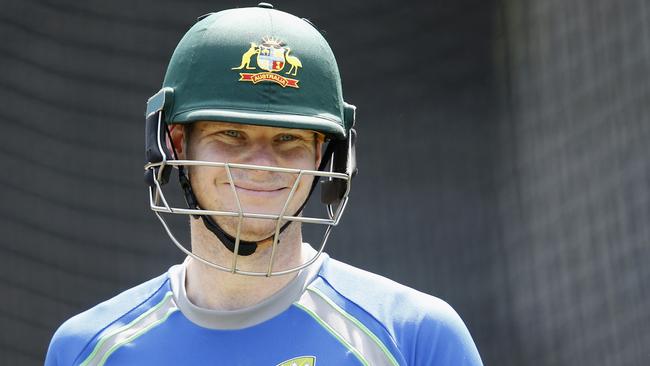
[
  {"x1": 243, "y1": 142, "x2": 279, "y2": 167},
  {"x1": 237, "y1": 143, "x2": 282, "y2": 181}
]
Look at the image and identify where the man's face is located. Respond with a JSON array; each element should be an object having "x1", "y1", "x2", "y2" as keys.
[{"x1": 181, "y1": 121, "x2": 323, "y2": 242}]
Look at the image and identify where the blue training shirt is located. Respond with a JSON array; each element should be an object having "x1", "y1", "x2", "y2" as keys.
[{"x1": 45, "y1": 254, "x2": 483, "y2": 365}]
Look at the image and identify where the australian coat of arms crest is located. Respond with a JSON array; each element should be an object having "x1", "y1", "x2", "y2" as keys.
[{"x1": 232, "y1": 36, "x2": 301, "y2": 88}]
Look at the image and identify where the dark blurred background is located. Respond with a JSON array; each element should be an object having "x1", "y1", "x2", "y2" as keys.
[{"x1": 1, "y1": 0, "x2": 649, "y2": 365}]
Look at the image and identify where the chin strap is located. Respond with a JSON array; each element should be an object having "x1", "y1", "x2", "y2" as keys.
[
  {"x1": 178, "y1": 169, "x2": 261, "y2": 256},
  {"x1": 176, "y1": 140, "x2": 337, "y2": 256}
]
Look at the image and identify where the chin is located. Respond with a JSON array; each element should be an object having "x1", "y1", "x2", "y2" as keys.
[
  {"x1": 217, "y1": 189, "x2": 292, "y2": 213},
  {"x1": 216, "y1": 216, "x2": 285, "y2": 242},
  {"x1": 219, "y1": 193, "x2": 302, "y2": 217}
]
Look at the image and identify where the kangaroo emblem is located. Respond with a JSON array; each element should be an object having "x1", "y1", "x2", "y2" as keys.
[
  {"x1": 284, "y1": 48, "x2": 302, "y2": 76},
  {"x1": 233, "y1": 37, "x2": 301, "y2": 88},
  {"x1": 232, "y1": 42, "x2": 259, "y2": 70}
]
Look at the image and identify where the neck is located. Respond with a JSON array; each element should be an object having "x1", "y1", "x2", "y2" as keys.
[{"x1": 185, "y1": 218, "x2": 305, "y2": 311}]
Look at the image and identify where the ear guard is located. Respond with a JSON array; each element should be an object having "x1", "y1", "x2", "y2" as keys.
[
  {"x1": 321, "y1": 103, "x2": 357, "y2": 204},
  {"x1": 144, "y1": 88, "x2": 175, "y2": 188}
]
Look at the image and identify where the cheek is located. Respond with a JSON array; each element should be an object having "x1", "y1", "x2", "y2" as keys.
[
  {"x1": 188, "y1": 166, "x2": 209, "y2": 190},
  {"x1": 190, "y1": 134, "x2": 251, "y2": 162},
  {"x1": 278, "y1": 146, "x2": 318, "y2": 170},
  {"x1": 189, "y1": 142, "x2": 223, "y2": 162},
  {"x1": 188, "y1": 166, "x2": 224, "y2": 193}
]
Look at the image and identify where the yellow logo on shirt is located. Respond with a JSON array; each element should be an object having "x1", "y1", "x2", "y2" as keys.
[{"x1": 276, "y1": 355, "x2": 316, "y2": 366}]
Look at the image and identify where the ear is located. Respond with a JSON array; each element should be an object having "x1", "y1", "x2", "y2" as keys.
[
  {"x1": 314, "y1": 133, "x2": 325, "y2": 169},
  {"x1": 167, "y1": 124, "x2": 186, "y2": 159}
]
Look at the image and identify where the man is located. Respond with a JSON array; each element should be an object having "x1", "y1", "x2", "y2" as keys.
[{"x1": 46, "y1": 4, "x2": 483, "y2": 365}]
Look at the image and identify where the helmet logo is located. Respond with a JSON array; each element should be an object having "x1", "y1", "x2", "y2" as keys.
[
  {"x1": 257, "y1": 43, "x2": 285, "y2": 72},
  {"x1": 232, "y1": 36, "x2": 301, "y2": 88}
]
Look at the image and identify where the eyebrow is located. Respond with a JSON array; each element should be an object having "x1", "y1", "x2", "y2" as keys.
[
  {"x1": 202, "y1": 122, "x2": 315, "y2": 135},
  {"x1": 201, "y1": 122, "x2": 246, "y2": 129}
]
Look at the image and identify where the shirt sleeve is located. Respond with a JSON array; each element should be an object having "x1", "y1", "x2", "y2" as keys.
[
  {"x1": 44, "y1": 321, "x2": 83, "y2": 366},
  {"x1": 411, "y1": 299, "x2": 483, "y2": 366}
]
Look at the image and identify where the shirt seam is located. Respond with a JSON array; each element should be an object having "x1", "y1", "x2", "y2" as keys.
[
  {"x1": 306, "y1": 286, "x2": 400, "y2": 366},
  {"x1": 71, "y1": 277, "x2": 171, "y2": 365},
  {"x1": 314, "y1": 274, "x2": 406, "y2": 363},
  {"x1": 293, "y1": 302, "x2": 370, "y2": 366}
]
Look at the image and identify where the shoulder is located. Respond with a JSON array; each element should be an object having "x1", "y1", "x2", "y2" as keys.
[
  {"x1": 45, "y1": 271, "x2": 171, "y2": 366},
  {"x1": 315, "y1": 258, "x2": 483, "y2": 366}
]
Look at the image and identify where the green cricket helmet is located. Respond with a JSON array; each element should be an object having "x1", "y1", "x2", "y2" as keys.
[
  {"x1": 144, "y1": 3, "x2": 357, "y2": 276},
  {"x1": 146, "y1": 3, "x2": 355, "y2": 138}
]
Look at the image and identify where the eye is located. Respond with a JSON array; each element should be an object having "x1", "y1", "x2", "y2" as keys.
[
  {"x1": 277, "y1": 134, "x2": 298, "y2": 142},
  {"x1": 222, "y1": 130, "x2": 241, "y2": 138}
]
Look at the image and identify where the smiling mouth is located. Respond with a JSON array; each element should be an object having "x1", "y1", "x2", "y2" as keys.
[{"x1": 228, "y1": 184, "x2": 289, "y2": 197}]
